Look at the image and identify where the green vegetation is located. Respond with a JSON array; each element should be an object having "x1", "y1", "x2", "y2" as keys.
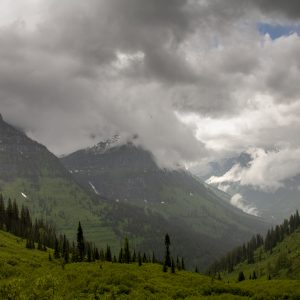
[{"x1": 2, "y1": 230, "x2": 300, "y2": 299}]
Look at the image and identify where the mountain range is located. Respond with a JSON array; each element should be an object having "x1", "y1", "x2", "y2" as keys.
[{"x1": 0, "y1": 115, "x2": 269, "y2": 269}]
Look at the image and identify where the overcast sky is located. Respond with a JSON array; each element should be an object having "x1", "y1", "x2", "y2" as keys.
[{"x1": 1, "y1": 0, "x2": 300, "y2": 190}]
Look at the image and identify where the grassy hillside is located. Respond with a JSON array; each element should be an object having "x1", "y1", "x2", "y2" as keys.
[
  {"x1": 2, "y1": 230, "x2": 300, "y2": 299},
  {"x1": 221, "y1": 229, "x2": 300, "y2": 282}
]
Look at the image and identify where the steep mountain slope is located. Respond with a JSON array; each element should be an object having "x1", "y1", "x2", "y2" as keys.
[
  {"x1": 61, "y1": 140, "x2": 269, "y2": 269},
  {"x1": 198, "y1": 152, "x2": 300, "y2": 223},
  {"x1": 0, "y1": 114, "x2": 118, "y2": 246},
  {"x1": 219, "y1": 228, "x2": 300, "y2": 281}
]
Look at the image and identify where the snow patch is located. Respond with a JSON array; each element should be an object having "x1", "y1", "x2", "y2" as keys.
[{"x1": 89, "y1": 181, "x2": 100, "y2": 195}]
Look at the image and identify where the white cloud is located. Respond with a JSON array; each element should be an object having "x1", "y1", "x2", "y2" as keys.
[
  {"x1": 230, "y1": 193, "x2": 259, "y2": 216},
  {"x1": 207, "y1": 147, "x2": 300, "y2": 192}
]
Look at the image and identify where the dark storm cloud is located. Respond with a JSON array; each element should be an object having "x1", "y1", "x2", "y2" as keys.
[
  {"x1": 251, "y1": 0, "x2": 300, "y2": 19},
  {"x1": 39, "y1": 0, "x2": 198, "y2": 83}
]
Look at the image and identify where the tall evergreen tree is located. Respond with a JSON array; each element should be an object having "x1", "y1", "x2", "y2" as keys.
[
  {"x1": 181, "y1": 257, "x2": 185, "y2": 270},
  {"x1": 171, "y1": 258, "x2": 175, "y2": 273},
  {"x1": 238, "y1": 271, "x2": 245, "y2": 282},
  {"x1": 0, "y1": 194, "x2": 5, "y2": 230},
  {"x1": 123, "y1": 237, "x2": 131, "y2": 263},
  {"x1": 164, "y1": 233, "x2": 171, "y2": 267},
  {"x1": 138, "y1": 252, "x2": 142, "y2": 266},
  {"x1": 54, "y1": 238, "x2": 60, "y2": 259},
  {"x1": 105, "y1": 245, "x2": 112, "y2": 262},
  {"x1": 77, "y1": 222, "x2": 85, "y2": 261}
]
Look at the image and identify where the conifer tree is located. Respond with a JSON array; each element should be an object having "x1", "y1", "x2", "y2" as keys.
[
  {"x1": 238, "y1": 271, "x2": 245, "y2": 282},
  {"x1": 176, "y1": 256, "x2": 181, "y2": 270},
  {"x1": 163, "y1": 261, "x2": 167, "y2": 272},
  {"x1": 132, "y1": 250, "x2": 136, "y2": 262},
  {"x1": 0, "y1": 194, "x2": 5, "y2": 230},
  {"x1": 54, "y1": 238, "x2": 60, "y2": 259},
  {"x1": 181, "y1": 257, "x2": 185, "y2": 270},
  {"x1": 77, "y1": 222, "x2": 85, "y2": 261},
  {"x1": 143, "y1": 253, "x2": 147, "y2": 263},
  {"x1": 138, "y1": 252, "x2": 142, "y2": 266},
  {"x1": 123, "y1": 237, "x2": 131, "y2": 263},
  {"x1": 252, "y1": 270, "x2": 257, "y2": 280},
  {"x1": 171, "y1": 258, "x2": 175, "y2": 273},
  {"x1": 165, "y1": 234, "x2": 171, "y2": 267},
  {"x1": 152, "y1": 251, "x2": 156, "y2": 263},
  {"x1": 94, "y1": 248, "x2": 100, "y2": 260},
  {"x1": 118, "y1": 248, "x2": 123, "y2": 263},
  {"x1": 105, "y1": 245, "x2": 112, "y2": 262}
]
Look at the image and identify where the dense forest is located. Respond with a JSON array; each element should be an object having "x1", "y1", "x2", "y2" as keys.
[{"x1": 209, "y1": 210, "x2": 300, "y2": 275}]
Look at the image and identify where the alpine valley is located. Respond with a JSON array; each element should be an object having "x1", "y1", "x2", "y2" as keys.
[{"x1": 0, "y1": 115, "x2": 269, "y2": 270}]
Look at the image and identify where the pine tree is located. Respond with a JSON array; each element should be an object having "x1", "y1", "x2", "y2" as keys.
[
  {"x1": 138, "y1": 252, "x2": 142, "y2": 266},
  {"x1": 181, "y1": 257, "x2": 185, "y2": 270},
  {"x1": 238, "y1": 271, "x2": 245, "y2": 282},
  {"x1": 252, "y1": 270, "x2": 257, "y2": 280},
  {"x1": 6, "y1": 198, "x2": 13, "y2": 232},
  {"x1": 132, "y1": 250, "x2": 136, "y2": 262},
  {"x1": 152, "y1": 251, "x2": 156, "y2": 263},
  {"x1": 77, "y1": 222, "x2": 85, "y2": 261},
  {"x1": 176, "y1": 256, "x2": 181, "y2": 270},
  {"x1": 54, "y1": 238, "x2": 60, "y2": 259},
  {"x1": 143, "y1": 253, "x2": 147, "y2": 263},
  {"x1": 94, "y1": 248, "x2": 100, "y2": 260},
  {"x1": 118, "y1": 248, "x2": 123, "y2": 263},
  {"x1": 171, "y1": 258, "x2": 175, "y2": 273},
  {"x1": 164, "y1": 233, "x2": 171, "y2": 267},
  {"x1": 0, "y1": 194, "x2": 5, "y2": 230},
  {"x1": 123, "y1": 237, "x2": 131, "y2": 263},
  {"x1": 163, "y1": 261, "x2": 167, "y2": 272},
  {"x1": 105, "y1": 245, "x2": 112, "y2": 262}
]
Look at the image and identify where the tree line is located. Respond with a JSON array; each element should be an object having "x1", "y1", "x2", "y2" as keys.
[
  {"x1": 0, "y1": 194, "x2": 185, "y2": 272},
  {"x1": 208, "y1": 210, "x2": 300, "y2": 275}
]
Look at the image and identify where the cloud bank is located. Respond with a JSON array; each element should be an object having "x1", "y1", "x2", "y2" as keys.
[
  {"x1": 207, "y1": 148, "x2": 300, "y2": 192},
  {"x1": 1, "y1": 0, "x2": 300, "y2": 173}
]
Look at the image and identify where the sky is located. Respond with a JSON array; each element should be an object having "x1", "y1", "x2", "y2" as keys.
[{"x1": 1, "y1": 0, "x2": 300, "y2": 192}]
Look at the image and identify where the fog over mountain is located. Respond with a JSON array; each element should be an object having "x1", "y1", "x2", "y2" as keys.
[{"x1": 1, "y1": 0, "x2": 300, "y2": 191}]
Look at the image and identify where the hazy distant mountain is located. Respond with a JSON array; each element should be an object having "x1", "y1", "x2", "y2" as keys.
[
  {"x1": 61, "y1": 140, "x2": 269, "y2": 269},
  {"x1": 199, "y1": 152, "x2": 300, "y2": 223}
]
